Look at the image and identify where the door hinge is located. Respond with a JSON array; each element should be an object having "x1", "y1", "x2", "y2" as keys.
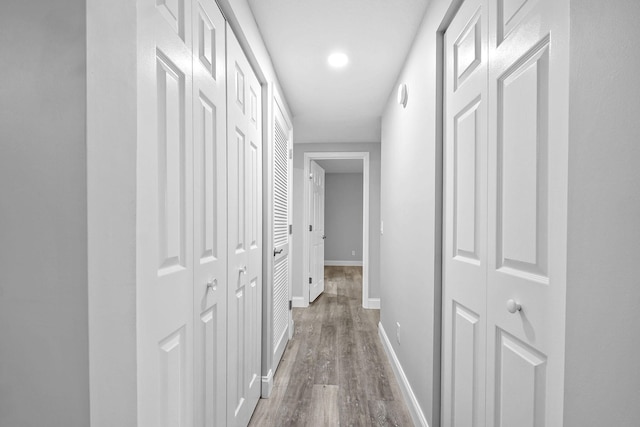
[
  {"x1": 289, "y1": 300, "x2": 292, "y2": 310},
  {"x1": 309, "y1": 277, "x2": 312, "y2": 284},
  {"x1": 289, "y1": 224, "x2": 293, "y2": 235},
  {"x1": 309, "y1": 224, "x2": 313, "y2": 232}
]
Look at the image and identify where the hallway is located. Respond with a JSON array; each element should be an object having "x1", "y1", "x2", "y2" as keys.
[{"x1": 249, "y1": 267, "x2": 412, "y2": 426}]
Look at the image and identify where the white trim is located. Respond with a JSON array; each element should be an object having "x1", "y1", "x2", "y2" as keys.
[
  {"x1": 324, "y1": 260, "x2": 363, "y2": 267},
  {"x1": 303, "y1": 152, "x2": 370, "y2": 309},
  {"x1": 378, "y1": 322, "x2": 429, "y2": 427},
  {"x1": 292, "y1": 296, "x2": 307, "y2": 308},
  {"x1": 366, "y1": 298, "x2": 380, "y2": 309},
  {"x1": 261, "y1": 369, "x2": 274, "y2": 398}
]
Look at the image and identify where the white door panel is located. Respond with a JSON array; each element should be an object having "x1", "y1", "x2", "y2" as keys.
[
  {"x1": 309, "y1": 161, "x2": 325, "y2": 303},
  {"x1": 486, "y1": 0, "x2": 569, "y2": 424},
  {"x1": 137, "y1": 0, "x2": 194, "y2": 425},
  {"x1": 442, "y1": 0, "x2": 488, "y2": 424},
  {"x1": 227, "y1": 26, "x2": 262, "y2": 427},
  {"x1": 192, "y1": 1, "x2": 227, "y2": 426}
]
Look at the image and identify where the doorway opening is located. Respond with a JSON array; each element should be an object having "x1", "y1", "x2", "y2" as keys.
[{"x1": 302, "y1": 152, "x2": 372, "y2": 308}]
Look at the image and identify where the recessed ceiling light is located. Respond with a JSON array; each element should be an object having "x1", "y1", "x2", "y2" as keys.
[{"x1": 327, "y1": 52, "x2": 349, "y2": 68}]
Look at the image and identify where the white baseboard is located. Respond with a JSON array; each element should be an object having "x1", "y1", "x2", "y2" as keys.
[
  {"x1": 378, "y1": 322, "x2": 429, "y2": 427},
  {"x1": 292, "y1": 296, "x2": 307, "y2": 308},
  {"x1": 324, "y1": 260, "x2": 363, "y2": 267},
  {"x1": 366, "y1": 298, "x2": 380, "y2": 309},
  {"x1": 261, "y1": 369, "x2": 273, "y2": 398}
]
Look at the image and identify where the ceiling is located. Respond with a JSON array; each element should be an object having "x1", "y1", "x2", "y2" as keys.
[
  {"x1": 248, "y1": 0, "x2": 429, "y2": 144},
  {"x1": 315, "y1": 159, "x2": 363, "y2": 174}
]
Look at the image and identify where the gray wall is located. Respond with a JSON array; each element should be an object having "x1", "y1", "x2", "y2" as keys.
[
  {"x1": 0, "y1": 1, "x2": 90, "y2": 426},
  {"x1": 325, "y1": 173, "x2": 363, "y2": 262},
  {"x1": 379, "y1": 0, "x2": 456, "y2": 424},
  {"x1": 293, "y1": 143, "x2": 381, "y2": 299},
  {"x1": 564, "y1": 0, "x2": 640, "y2": 425}
]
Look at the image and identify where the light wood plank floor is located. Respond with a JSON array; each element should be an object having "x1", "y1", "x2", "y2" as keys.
[{"x1": 248, "y1": 266, "x2": 414, "y2": 426}]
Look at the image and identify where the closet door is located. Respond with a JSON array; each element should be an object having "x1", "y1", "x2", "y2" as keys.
[
  {"x1": 442, "y1": 0, "x2": 488, "y2": 424},
  {"x1": 226, "y1": 26, "x2": 263, "y2": 427},
  {"x1": 192, "y1": 1, "x2": 227, "y2": 426},
  {"x1": 485, "y1": 0, "x2": 569, "y2": 425},
  {"x1": 272, "y1": 94, "x2": 293, "y2": 366},
  {"x1": 137, "y1": 0, "x2": 195, "y2": 425}
]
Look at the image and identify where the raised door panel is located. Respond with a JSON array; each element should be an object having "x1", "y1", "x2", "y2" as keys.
[
  {"x1": 192, "y1": 1, "x2": 226, "y2": 426},
  {"x1": 137, "y1": 0, "x2": 194, "y2": 425},
  {"x1": 451, "y1": 303, "x2": 481, "y2": 427},
  {"x1": 495, "y1": 330, "x2": 547, "y2": 427},
  {"x1": 442, "y1": 0, "x2": 488, "y2": 425}
]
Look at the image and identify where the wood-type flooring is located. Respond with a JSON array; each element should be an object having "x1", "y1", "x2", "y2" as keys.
[{"x1": 248, "y1": 266, "x2": 414, "y2": 426}]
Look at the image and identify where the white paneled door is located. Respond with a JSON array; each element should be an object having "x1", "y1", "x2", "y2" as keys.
[
  {"x1": 192, "y1": 1, "x2": 227, "y2": 426},
  {"x1": 226, "y1": 26, "x2": 263, "y2": 427},
  {"x1": 443, "y1": 0, "x2": 569, "y2": 425},
  {"x1": 137, "y1": 0, "x2": 195, "y2": 425},
  {"x1": 486, "y1": 0, "x2": 568, "y2": 425},
  {"x1": 442, "y1": 0, "x2": 488, "y2": 424},
  {"x1": 309, "y1": 160, "x2": 326, "y2": 303}
]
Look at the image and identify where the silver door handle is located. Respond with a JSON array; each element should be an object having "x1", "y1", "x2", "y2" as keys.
[
  {"x1": 206, "y1": 278, "x2": 217, "y2": 292},
  {"x1": 239, "y1": 265, "x2": 247, "y2": 274},
  {"x1": 506, "y1": 299, "x2": 522, "y2": 313}
]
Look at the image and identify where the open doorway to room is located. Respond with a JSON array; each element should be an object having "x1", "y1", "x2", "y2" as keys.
[
  {"x1": 315, "y1": 158, "x2": 364, "y2": 306},
  {"x1": 302, "y1": 152, "x2": 372, "y2": 308}
]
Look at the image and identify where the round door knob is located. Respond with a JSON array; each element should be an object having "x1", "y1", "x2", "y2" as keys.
[
  {"x1": 506, "y1": 299, "x2": 522, "y2": 314},
  {"x1": 239, "y1": 266, "x2": 247, "y2": 274},
  {"x1": 206, "y1": 278, "x2": 217, "y2": 292}
]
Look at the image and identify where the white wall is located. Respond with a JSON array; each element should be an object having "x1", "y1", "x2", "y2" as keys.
[
  {"x1": 564, "y1": 0, "x2": 640, "y2": 425},
  {"x1": 292, "y1": 143, "x2": 381, "y2": 299},
  {"x1": 324, "y1": 173, "x2": 363, "y2": 263},
  {"x1": 379, "y1": 0, "x2": 459, "y2": 424},
  {"x1": 0, "y1": 1, "x2": 90, "y2": 426}
]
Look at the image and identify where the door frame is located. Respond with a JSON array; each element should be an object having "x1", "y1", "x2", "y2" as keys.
[
  {"x1": 302, "y1": 151, "x2": 372, "y2": 308},
  {"x1": 437, "y1": 1, "x2": 465, "y2": 424}
]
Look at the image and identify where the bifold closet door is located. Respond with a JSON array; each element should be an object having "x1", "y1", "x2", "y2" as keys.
[
  {"x1": 137, "y1": 0, "x2": 195, "y2": 425},
  {"x1": 485, "y1": 0, "x2": 569, "y2": 425},
  {"x1": 192, "y1": 1, "x2": 227, "y2": 426},
  {"x1": 442, "y1": 0, "x2": 488, "y2": 424},
  {"x1": 443, "y1": 0, "x2": 570, "y2": 425},
  {"x1": 226, "y1": 25, "x2": 263, "y2": 427}
]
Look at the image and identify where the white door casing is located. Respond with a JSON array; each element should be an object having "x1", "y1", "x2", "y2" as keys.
[
  {"x1": 309, "y1": 160, "x2": 325, "y2": 303},
  {"x1": 272, "y1": 93, "x2": 293, "y2": 367},
  {"x1": 442, "y1": 0, "x2": 488, "y2": 424},
  {"x1": 301, "y1": 152, "x2": 370, "y2": 308},
  {"x1": 486, "y1": 0, "x2": 569, "y2": 425},
  {"x1": 192, "y1": 1, "x2": 227, "y2": 426},
  {"x1": 226, "y1": 25, "x2": 263, "y2": 427},
  {"x1": 137, "y1": 0, "x2": 195, "y2": 425}
]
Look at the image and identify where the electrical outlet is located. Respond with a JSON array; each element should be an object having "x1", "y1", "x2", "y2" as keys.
[
  {"x1": 396, "y1": 322, "x2": 401, "y2": 344},
  {"x1": 351, "y1": 250, "x2": 356, "y2": 256}
]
